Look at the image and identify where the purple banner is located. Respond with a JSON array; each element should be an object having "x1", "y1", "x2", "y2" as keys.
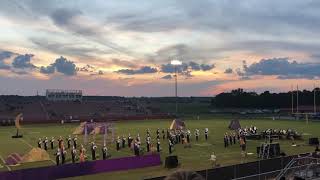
[{"x1": 0, "y1": 154, "x2": 162, "y2": 180}]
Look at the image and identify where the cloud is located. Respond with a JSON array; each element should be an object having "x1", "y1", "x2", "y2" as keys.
[
  {"x1": 161, "y1": 74, "x2": 173, "y2": 79},
  {"x1": 146, "y1": 44, "x2": 221, "y2": 64},
  {"x1": 0, "y1": 51, "x2": 14, "y2": 69},
  {"x1": 12, "y1": 54, "x2": 36, "y2": 69},
  {"x1": 116, "y1": 66, "x2": 158, "y2": 75},
  {"x1": 78, "y1": 64, "x2": 96, "y2": 73},
  {"x1": 224, "y1": 68, "x2": 233, "y2": 74},
  {"x1": 111, "y1": 58, "x2": 138, "y2": 68},
  {"x1": 242, "y1": 57, "x2": 320, "y2": 79},
  {"x1": 160, "y1": 61, "x2": 214, "y2": 74},
  {"x1": 40, "y1": 65, "x2": 55, "y2": 74},
  {"x1": 40, "y1": 56, "x2": 77, "y2": 76}
]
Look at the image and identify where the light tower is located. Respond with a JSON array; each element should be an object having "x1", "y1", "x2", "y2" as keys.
[{"x1": 171, "y1": 59, "x2": 182, "y2": 115}]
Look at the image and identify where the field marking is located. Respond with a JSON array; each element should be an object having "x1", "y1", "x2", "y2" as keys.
[
  {"x1": 19, "y1": 137, "x2": 56, "y2": 164},
  {"x1": 19, "y1": 138, "x2": 33, "y2": 148},
  {"x1": 0, "y1": 155, "x2": 11, "y2": 171}
]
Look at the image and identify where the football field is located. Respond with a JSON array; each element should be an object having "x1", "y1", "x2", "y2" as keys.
[{"x1": 0, "y1": 117, "x2": 319, "y2": 180}]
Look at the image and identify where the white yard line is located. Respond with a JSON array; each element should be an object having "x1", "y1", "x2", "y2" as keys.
[
  {"x1": 0, "y1": 155, "x2": 11, "y2": 171},
  {"x1": 19, "y1": 138, "x2": 33, "y2": 148}
]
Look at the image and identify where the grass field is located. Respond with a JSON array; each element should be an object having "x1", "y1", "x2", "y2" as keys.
[{"x1": 0, "y1": 116, "x2": 319, "y2": 180}]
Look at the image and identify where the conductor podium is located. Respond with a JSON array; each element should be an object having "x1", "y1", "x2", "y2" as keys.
[
  {"x1": 257, "y1": 143, "x2": 280, "y2": 159},
  {"x1": 165, "y1": 156, "x2": 179, "y2": 168}
]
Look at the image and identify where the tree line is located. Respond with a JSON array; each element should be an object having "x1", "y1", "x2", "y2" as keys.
[{"x1": 211, "y1": 88, "x2": 320, "y2": 108}]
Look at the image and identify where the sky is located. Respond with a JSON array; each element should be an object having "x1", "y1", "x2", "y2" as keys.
[{"x1": 0, "y1": 0, "x2": 320, "y2": 96}]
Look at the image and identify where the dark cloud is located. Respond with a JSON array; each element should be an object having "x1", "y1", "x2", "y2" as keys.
[
  {"x1": 40, "y1": 65, "x2": 55, "y2": 74},
  {"x1": 242, "y1": 57, "x2": 320, "y2": 79},
  {"x1": 161, "y1": 63, "x2": 188, "y2": 73},
  {"x1": 0, "y1": 51, "x2": 14, "y2": 69},
  {"x1": 50, "y1": 8, "x2": 97, "y2": 35},
  {"x1": 78, "y1": 64, "x2": 96, "y2": 73},
  {"x1": 200, "y1": 64, "x2": 215, "y2": 71},
  {"x1": 224, "y1": 68, "x2": 233, "y2": 74},
  {"x1": 12, "y1": 54, "x2": 35, "y2": 69},
  {"x1": 161, "y1": 61, "x2": 214, "y2": 74},
  {"x1": 116, "y1": 66, "x2": 157, "y2": 75},
  {"x1": 40, "y1": 56, "x2": 77, "y2": 76},
  {"x1": 161, "y1": 74, "x2": 172, "y2": 79}
]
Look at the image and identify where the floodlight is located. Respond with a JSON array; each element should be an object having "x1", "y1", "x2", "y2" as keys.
[{"x1": 170, "y1": 60, "x2": 182, "y2": 65}]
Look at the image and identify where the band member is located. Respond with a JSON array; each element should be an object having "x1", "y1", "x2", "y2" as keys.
[
  {"x1": 79, "y1": 144, "x2": 86, "y2": 162},
  {"x1": 166, "y1": 129, "x2": 170, "y2": 139},
  {"x1": 146, "y1": 137, "x2": 151, "y2": 152},
  {"x1": 187, "y1": 130, "x2": 191, "y2": 143},
  {"x1": 44, "y1": 137, "x2": 48, "y2": 151},
  {"x1": 55, "y1": 148, "x2": 61, "y2": 166},
  {"x1": 162, "y1": 129, "x2": 165, "y2": 139},
  {"x1": 91, "y1": 142, "x2": 97, "y2": 160},
  {"x1": 128, "y1": 134, "x2": 132, "y2": 147},
  {"x1": 195, "y1": 129, "x2": 199, "y2": 141},
  {"x1": 50, "y1": 137, "x2": 55, "y2": 149},
  {"x1": 102, "y1": 144, "x2": 108, "y2": 160},
  {"x1": 116, "y1": 136, "x2": 120, "y2": 151},
  {"x1": 134, "y1": 141, "x2": 140, "y2": 156},
  {"x1": 61, "y1": 147, "x2": 66, "y2": 164},
  {"x1": 169, "y1": 140, "x2": 173, "y2": 154},
  {"x1": 233, "y1": 133, "x2": 236, "y2": 144},
  {"x1": 137, "y1": 134, "x2": 141, "y2": 143},
  {"x1": 58, "y1": 136, "x2": 63, "y2": 149},
  {"x1": 146, "y1": 128, "x2": 150, "y2": 137},
  {"x1": 71, "y1": 146, "x2": 77, "y2": 163},
  {"x1": 205, "y1": 128, "x2": 209, "y2": 140},
  {"x1": 157, "y1": 139, "x2": 161, "y2": 152},
  {"x1": 37, "y1": 138, "x2": 42, "y2": 148},
  {"x1": 73, "y1": 135, "x2": 78, "y2": 149},
  {"x1": 122, "y1": 135, "x2": 126, "y2": 148},
  {"x1": 229, "y1": 134, "x2": 233, "y2": 145},
  {"x1": 224, "y1": 133, "x2": 229, "y2": 148},
  {"x1": 67, "y1": 135, "x2": 72, "y2": 149}
]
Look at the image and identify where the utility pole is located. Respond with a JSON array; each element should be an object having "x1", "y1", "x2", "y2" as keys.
[
  {"x1": 314, "y1": 84, "x2": 316, "y2": 114},
  {"x1": 296, "y1": 85, "x2": 299, "y2": 113}
]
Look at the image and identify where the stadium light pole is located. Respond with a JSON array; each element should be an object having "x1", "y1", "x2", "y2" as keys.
[{"x1": 171, "y1": 60, "x2": 182, "y2": 116}]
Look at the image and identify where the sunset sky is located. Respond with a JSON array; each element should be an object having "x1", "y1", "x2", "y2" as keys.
[{"x1": 0, "y1": 0, "x2": 320, "y2": 96}]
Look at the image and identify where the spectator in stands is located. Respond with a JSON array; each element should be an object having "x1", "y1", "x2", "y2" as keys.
[{"x1": 164, "y1": 170, "x2": 204, "y2": 180}]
